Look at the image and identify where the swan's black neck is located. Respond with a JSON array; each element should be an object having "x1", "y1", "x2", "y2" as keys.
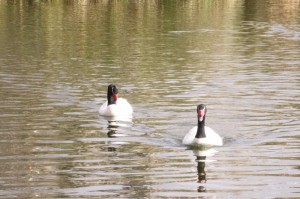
[
  {"x1": 107, "y1": 95, "x2": 116, "y2": 105},
  {"x1": 195, "y1": 104, "x2": 207, "y2": 139},
  {"x1": 107, "y1": 84, "x2": 118, "y2": 105},
  {"x1": 195, "y1": 118, "x2": 206, "y2": 138}
]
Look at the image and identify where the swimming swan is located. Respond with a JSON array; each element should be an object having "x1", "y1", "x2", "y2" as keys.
[
  {"x1": 183, "y1": 104, "x2": 223, "y2": 147},
  {"x1": 99, "y1": 84, "x2": 133, "y2": 117}
]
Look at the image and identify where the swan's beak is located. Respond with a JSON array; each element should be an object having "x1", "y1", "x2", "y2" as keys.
[
  {"x1": 113, "y1": 94, "x2": 118, "y2": 101},
  {"x1": 198, "y1": 109, "x2": 205, "y2": 122}
]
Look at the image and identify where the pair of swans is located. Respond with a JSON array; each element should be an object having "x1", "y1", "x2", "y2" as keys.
[{"x1": 99, "y1": 84, "x2": 223, "y2": 147}]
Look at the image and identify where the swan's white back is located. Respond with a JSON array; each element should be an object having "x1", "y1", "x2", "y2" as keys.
[
  {"x1": 183, "y1": 126, "x2": 223, "y2": 146},
  {"x1": 99, "y1": 98, "x2": 133, "y2": 117},
  {"x1": 182, "y1": 126, "x2": 197, "y2": 145}
]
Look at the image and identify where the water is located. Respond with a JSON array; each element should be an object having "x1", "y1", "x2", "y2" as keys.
[{"x1": 0, "y1": 0, "x2": 299, "y2": 198}]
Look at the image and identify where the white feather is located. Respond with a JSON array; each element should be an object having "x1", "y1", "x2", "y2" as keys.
[
  {"x1": 99, "y1": 98, "x2": 133, "y2": 117},
  {"x1": 183, "y1": 126, "x2": 223, "y2": 146}
]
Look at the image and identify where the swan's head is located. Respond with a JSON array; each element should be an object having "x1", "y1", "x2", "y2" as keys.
[
  {"x1": 197, "y1": 104, "x2": 207, "y2": 122},
  {"x1": 107, "y1": 84, "x2": 118, "y2": 104}
]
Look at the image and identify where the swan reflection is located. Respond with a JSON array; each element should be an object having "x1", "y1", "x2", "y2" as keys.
[
  {"x1": 100, "y1": 114, "x2": 133, "y2": 137},
  {"x1": 192, "y1": 148, "x2": 218, "y2": 193},
  {"x1": 99, "y1": 115, "x2": 133, "y2": 150}
]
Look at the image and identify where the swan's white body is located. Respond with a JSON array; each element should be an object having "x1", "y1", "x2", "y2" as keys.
[
  {"x1": 99, "y1": 98, "x2": 133, "y2": 117},
  {"x1": 183, "y1": 126, "x2": 223, "y2": 146}
]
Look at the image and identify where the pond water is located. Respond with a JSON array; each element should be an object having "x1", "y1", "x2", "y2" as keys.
[{"x1": 0, "y1": 0, "x2": 299, "y2": 198}]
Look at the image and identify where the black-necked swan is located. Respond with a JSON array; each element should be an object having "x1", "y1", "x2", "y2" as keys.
[
  {"x1": 182, "y1": 104, "x2": 223, "y2": 147},
  {"x1": 99, "y1": 84, "x2": 133, "y2": 117}
]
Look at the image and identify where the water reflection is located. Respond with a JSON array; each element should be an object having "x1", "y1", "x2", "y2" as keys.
[
  {"x1": 192, "y1": 148, "x2": 218, "y2": 193},
  {"x1": 106, "y1": 117, "x2": 133, "y2": 134},
  {"x1": 101, "y1": 115, "x2": 133, "y2": 137},
  {"x1": 99, "y1": 115, "x2": 134, "y2": 153},
  {"x1": 196, "y1": 156, "x2": 207, "y2": 192}
]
